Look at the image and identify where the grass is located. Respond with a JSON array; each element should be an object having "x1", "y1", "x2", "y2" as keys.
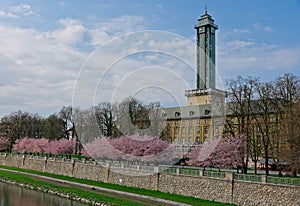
[
  {"x1": 0, "y1": 169, "x2": 139, "y2": 206},
  {"x1": 0, "y1": 165, "x2": 235, "y2": 206}
]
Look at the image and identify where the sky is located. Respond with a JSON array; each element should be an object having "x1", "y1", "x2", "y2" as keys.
[{"x1": 0, "y1": 0, "x2": 299, "y2": 117}]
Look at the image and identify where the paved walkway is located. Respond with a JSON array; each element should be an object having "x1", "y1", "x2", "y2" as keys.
[{"x1": 0, "y1": 168, "x2": 191, "y2": 206}]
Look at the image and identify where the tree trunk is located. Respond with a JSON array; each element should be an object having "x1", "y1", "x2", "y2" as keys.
[{"x1": 264, "y1": 145, "x2": 269, "y2": 176}]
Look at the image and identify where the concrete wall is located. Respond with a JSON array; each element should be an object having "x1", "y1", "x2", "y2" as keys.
[{"x1": 0, "y1": 154, "x2": 299, "y2": 206}]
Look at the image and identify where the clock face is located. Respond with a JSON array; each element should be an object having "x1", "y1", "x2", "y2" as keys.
[{"x1": 198, "y1": 27, "x2": 204, "y2": 33}]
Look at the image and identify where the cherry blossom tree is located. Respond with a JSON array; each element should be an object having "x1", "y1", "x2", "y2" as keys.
[
  {"x1": 13, "y1": 137, "x2": 34, "y2": 154},
  {"x1": 13, "y1": 137, "x2": 49, "y2": 154},
  {"x1": 13, "y1": 137, "x2": 75, "y2": 156},
  {"x1": 187, "y1": 135, "x2": 245, "y2": 169},
  {"x1": 83, "y1": 135, "x2": 174, "y2": 163},
  {"x1": 44, "y1": 139, "x2": 75, "y2": 156},
  {"x1": 30, "y1": 138, "x2": 49, "y2": 153}
]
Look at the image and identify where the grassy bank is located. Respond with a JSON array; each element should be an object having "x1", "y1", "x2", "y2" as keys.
[{"x1": 0, "y1": 165, "x2": 235, "y2": 206}]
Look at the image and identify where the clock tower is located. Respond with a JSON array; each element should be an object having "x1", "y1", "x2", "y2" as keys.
[
  {"x1": 195, "y1": 8, "x2": 218, "y2": 89},
  {"x1": 185, "y1": 8, "x2": 224, "y2": 106}
]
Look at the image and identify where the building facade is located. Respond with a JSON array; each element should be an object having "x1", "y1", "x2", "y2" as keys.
[{"x1": 162, "y1": 10, "x2": 226, "y2": 151}]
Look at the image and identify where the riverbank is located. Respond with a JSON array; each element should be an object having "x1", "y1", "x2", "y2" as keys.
[{"x1": 0, "y1": 165, "x2": 235, "y2": 206}]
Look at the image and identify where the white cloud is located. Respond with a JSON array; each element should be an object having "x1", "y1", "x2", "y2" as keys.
[
  {"x1": 218, "y1": 39, "x2": 300, "y2": 73},
  {"x1": 1, "y1": 14, "x2": 197, "y2": 117},
  {"x1": 73, "y1": 31, "x2": 198, "y2": 110},
  {"x1": 43, "y1": 18, "x2": 87, "y2": 45},
  {"x1": 0, "y1": 23, "x2": 87, "y2": 116},
  {"x1": 0, "y1": 10, "x2": 18, "y2": 19},
  {"x1": 233, "y1": 28, "x2": 250, "y2": 34},
  {"x1": 89, "y1": 15, "x2": 146, "y2": 46},
  {"x1": 11, "y1": 4, "x2": 33, "y2": 16}
]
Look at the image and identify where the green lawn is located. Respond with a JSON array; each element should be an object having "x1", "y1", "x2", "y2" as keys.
[{"x1": 0, "y1": 165, "x2": 235, "y2": 206}]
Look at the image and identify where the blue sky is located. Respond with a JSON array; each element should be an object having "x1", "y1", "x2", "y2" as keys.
[{"x1": 0, "y1": 0, "x2": 299, "y2": 117}]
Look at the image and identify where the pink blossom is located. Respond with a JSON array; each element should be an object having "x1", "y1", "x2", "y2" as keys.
[
  {"x1": 83, "y1": 135, "x2": 173, "y2": 163},
  {"x1": 187, "y1": 135, "x2": 245, "y2": 169}
]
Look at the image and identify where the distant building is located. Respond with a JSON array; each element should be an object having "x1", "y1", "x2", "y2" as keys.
[
  {"x1": 162, "y1": 9, "x2": 226, "y2": 152},
  {"x1": 161, "y1": 10, "x2": 280, "y2": 154}
]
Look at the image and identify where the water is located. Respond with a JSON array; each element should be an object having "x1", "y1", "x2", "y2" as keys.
[{"x1": 0, "y1": 182, "x2": 87, "y2": 206}]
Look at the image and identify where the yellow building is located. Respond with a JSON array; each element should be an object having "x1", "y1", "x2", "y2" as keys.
[{"x1": 162, "y1": 10, "x2": 226, "y2": 150}]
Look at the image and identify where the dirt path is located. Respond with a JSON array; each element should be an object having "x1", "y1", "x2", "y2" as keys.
[{"x1": 0, "y1": 168, "x2": 191, "y2": 206}]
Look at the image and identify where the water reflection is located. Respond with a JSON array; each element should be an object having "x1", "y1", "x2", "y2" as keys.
[{"x1": 0, "y1": 182, "x2": 87, "y2": 206}]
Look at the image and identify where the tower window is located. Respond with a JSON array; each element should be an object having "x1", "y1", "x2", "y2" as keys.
[
  {"x1": 204, "y1": 109, "x2": 210, "y2": 115},
  {"x1": 175, "y1": 112, "x2": 180, "y2": 117}
]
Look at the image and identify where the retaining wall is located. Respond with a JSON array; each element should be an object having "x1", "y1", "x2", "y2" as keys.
[{"x1": 0, "y1": 154, "x2": 299, "y2": 206}]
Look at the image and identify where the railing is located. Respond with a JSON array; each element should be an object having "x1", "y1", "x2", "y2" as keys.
[
  {"x1": 159, "y1": 166, "x2": 177, "y2": 174},
  {"x1": 267, "y1": 176, "x2": 300, "y2": 186},
  {"x1": 179, "y1": 167, "x2": 200, "y2": 176},
  {"x1": 140, "y1": 165, "x2": 155, "y2": 172},
  {"x1": 234, "y1": 173, "x2": 263, "y2": 183},
  {"x1": 203, "y1": 170, "x2": 226, "y2": 178}
]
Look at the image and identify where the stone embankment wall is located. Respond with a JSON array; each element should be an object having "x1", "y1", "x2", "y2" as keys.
[{"x1": 0, "y1": 154, "x2": 299, "y2": 206}]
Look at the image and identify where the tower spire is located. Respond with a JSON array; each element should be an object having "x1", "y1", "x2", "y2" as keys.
[{"x1": 194, "y1": 8, "x2": 218, "y2": 89}]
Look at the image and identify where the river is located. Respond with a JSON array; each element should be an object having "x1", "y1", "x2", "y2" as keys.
[{"x1": 0, "y1": 182, "x2": 87, "y2": 206}]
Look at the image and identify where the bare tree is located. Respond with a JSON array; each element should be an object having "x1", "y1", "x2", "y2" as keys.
[
  {"x1": 0, "y1": 111, "x2": 44, "y2": 152},
  {"x1": 226, "y1": 76, "x2": 259, "y2": 174},
  {"x1": 115, "y1": 97, "x2": 150, "y2": 136},
  {"x1": 95, "y1": 102, "x2": 116, "y2": 137},
  {"x1": 251, "y1": 81, "x2": 276, "y2": 176},
  {"x1": 274, "y1": 73, "x2": 300, "y2": 176},
  {"x1": 43, "y1": 114, "x2": 64, "y2": 140},
  {"x1": 59, "y1": 106, "x2": 80, "y2": 154}
]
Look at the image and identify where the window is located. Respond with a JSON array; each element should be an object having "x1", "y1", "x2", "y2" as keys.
[
  {"x1": 196, "y1": 126, "x2": 200, "y2": 134},
  {"x1": 182, "y1": 120, "x2": 185, "y2": 126},
  {"x1": 204, "y1": 127, "x2": 208, "y2": 134},
  {"x1": 196, "y1": 137, "x2": 201, "y2": 144},
  {"x1": 204, "y1": 109, "x2": 210, "y2": 115},
  {"x1": 189, "y1": 111, "x2": 195, "y2": 116},
  {"x1": 181, "y1": 127, "x2": 185, "y2": 135},
  {"x1": 204, "y1": 119, "x2": 208, "y2": 125},
  {"x1": 188, "y1": 126, "x2": 193, "y2": 134},
  {"x1": 197, "y1": 119, "x2": 200, "y2": 125},
  {"x1": 175, "y1": 112, "x2": 180, "y2": 117},
  {"x1": 215, "y1": 127, "x2": 219, "y2": 134},
  {"x1": 189, "y1": 120, "x2": 193, "y2": 125}
]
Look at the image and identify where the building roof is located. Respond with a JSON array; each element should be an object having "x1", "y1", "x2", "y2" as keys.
[{"x1": 162, "y1": 104, "x2": 212, "y2": 120}]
